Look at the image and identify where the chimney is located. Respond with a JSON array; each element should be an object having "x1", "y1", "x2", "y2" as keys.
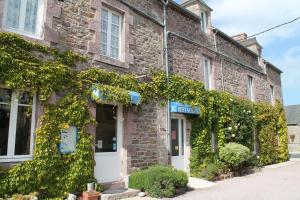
[
  {"x1": 231, "y1": 33, "x2": 247, "y2": 42},
  {"x1": 232, "y1": 33, "x2": 263, "y2": 56}
]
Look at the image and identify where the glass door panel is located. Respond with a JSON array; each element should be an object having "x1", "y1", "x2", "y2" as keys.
[{"x1": 95, "y1": 104, "x2": 118, "y2": 153}]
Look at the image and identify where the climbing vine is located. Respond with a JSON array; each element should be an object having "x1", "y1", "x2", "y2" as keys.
[{"x1": 0, "y1": 32, "x2": 289, "y2": 198}]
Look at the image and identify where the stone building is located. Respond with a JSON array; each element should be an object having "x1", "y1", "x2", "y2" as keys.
[
  {"x1": 285, "y1": 105, "x2": 300, "y2": 153},
  {"x1": 0, "y1": 0, "x2": 283, "y2": 185}
]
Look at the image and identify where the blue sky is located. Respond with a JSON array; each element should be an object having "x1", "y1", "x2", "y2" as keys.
[{"x1": 175, "y1": 0, "x2": 300, "y2": 106}]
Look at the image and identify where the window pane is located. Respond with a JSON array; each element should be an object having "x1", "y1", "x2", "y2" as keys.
[
  {"x1": 0, "y1": 89, "x2": 12, "y2": 103},
  {"x1": 24, "y1": 0, "x2": 39, "y2": 34},
  {"x1": 95, "y1": 104, "x2": 117, "y2": 153},
  {"x1": 5, "y1": 0, "x2": 21, "y2": 29},
  {"x1": 14, "y1": 105, "x2": 32, "y2": 155},
  {"x1": 171, "y1": 119, "x2": 179, "y2": 156},
  {"x1": 18, "y1": 92, "x2": 33, "y2": 105},
  {"x1": 100, "y1": 10, "x2": 109, "y2": 56},
  {"x1": 0, "y1": 104, "x2": 11, "y2": 156},
  {"x1": 112, "y1": 14, "x2": 119, "y2": 25}
]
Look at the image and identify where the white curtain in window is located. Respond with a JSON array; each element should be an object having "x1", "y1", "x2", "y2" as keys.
[
  {"x1": 6, "y1": 0, "x2": 21, "y2": 29},
  {"x1": 100, "y1": 9, "x2": 109, "y2": 56},
  {"x1": 24, "y1": 0, "x2": 39, "y2": 33},
  {"x1": 111, "y1": 14, "x2": 120, "y2": 59}
]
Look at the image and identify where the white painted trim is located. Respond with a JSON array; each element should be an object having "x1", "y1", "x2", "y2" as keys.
[
  {"x1": 100, "y1": 6, "x2": 122, "y2": 60},
  {"x1": 171, "y1": 115, "x2": 188, "y2": 171},
  {"x1": 2, "y1": 0, "x2": 45, "y2": 39},
  {"x1": 94, "y1": 103, "x2": 124, "y2": 182},
  {"x1": 0, "y1": 91, "x2": 36, "y2": 163}
]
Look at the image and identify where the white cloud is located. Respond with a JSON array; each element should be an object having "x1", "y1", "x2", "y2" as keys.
[
  {"x1": 207, "y1": 0, "x2": 300, "y2": 46},
  {"x1": 273, "y1": 46, "x2": 300, "y2": 90}
]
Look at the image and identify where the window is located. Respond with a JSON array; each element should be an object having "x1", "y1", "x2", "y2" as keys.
[
  {"x1": 247, "y1": 75, "x2": 254, "y2": 101},
  {"x1": 100, "y1": 7, "x2": 122, "y2": 60},
  {"x1": 270, "y1": 85, "x2": 275, "y2": 105},
  {"x1": 0, "y1": 89, "x2": 36, "y2": 162},
  {"x1": 200, "y1": 11, "x2": 207, "y2": 32},
  {"x1": 203, "y1": 56, "x2": 212, "y2": 90},
  {"x1": 3, "y1": 0, "x2": 44, "y2": 37}
]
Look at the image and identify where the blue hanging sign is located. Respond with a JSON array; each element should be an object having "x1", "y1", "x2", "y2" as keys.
[
  {"x1": 92, "y1": 87, "x2": 141, "y2": 105},
  {"x1": 170, "y1": 101, "x2": 200, "y2": 115}
]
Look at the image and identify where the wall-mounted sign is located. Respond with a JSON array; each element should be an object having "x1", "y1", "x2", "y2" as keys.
[
  {"x1": 59, "y1": 126, "x2": 78, "y2": 154},
  {"x1": 170, "y1": 101, "x2": 200, "y2": 115}
]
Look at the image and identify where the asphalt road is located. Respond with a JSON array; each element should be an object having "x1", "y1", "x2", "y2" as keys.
[{"x1": 173, "y1": 161, "x2": 300, "y2": 200}]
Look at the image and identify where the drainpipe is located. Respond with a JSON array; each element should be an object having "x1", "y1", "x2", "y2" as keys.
[
  {"x1": 213, "y1": 28, "x2": 225, "y2": 91},
  {"x1": 162, "y1": 0, "x2": 171, "y2": 153}
]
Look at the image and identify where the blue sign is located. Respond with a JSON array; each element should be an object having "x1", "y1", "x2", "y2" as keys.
[
  {"x1": 170, "y1": 101, "x2": 200, "y2": 115},
  {"x1": 92, "y1": 87, "x2": 141, "y2": 105}
]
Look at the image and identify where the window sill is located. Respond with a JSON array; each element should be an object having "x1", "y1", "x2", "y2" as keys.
[
  {"x1": 94, "y1": 54, "x2": 129, "y2": 69},
  {"x1": 0, "y1": 156, "x2": 33, "y2": 163},
  {"x1": 1, "y1": 28, "x2": 51, "y2": 46}
]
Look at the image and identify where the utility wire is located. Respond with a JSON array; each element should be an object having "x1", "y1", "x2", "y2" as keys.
[
  {"x1": 247, "y1": 16, "x2": 300, "y2": 38},
  {"x1": 168, "y1": 16, "x2": 300, "y2": 51}
]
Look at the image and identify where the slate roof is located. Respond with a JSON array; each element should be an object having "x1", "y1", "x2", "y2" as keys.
[
  {"x1": 285, "y1": 105, "x2": 300, "y2": 125},
  {"x1": 240, "y1": 38, "x2": 262, "y2": 49}
]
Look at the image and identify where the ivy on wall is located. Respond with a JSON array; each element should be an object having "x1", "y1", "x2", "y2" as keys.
[{"x1": 0, "y1": 32, "x2": 289, "y2": 198}]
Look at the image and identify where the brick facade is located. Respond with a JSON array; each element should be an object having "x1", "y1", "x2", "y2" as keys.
[{"x1": 0, "y1": 0, "x2": 283, "y2": 182}]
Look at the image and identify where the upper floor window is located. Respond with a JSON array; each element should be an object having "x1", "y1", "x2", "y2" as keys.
[
  {"x1": 100, "y1": 7, "x2": 122, "y2": 60},
  {"x1": 0, "y1": 89, "x2": 36, "y2": 162},
  {"x1": 270, "y1": 85, "x2": 275, "y2": 105},
  {"x1": 200, "y1": 11, "x2": 208, "y2": 32},
  {"x1": 247, "y1": 75, "x2": 254, "y2": 101},
  {"x1": 203, "y1": 56, "x2": 212, "y2": 90},
  {"x1": 3, "y1": 0, "x2": 44, "y2": 38}
]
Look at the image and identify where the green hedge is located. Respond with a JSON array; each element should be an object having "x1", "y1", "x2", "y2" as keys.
[{"x1": 129, "y1": 166, "x2": 188, "y2": 198}]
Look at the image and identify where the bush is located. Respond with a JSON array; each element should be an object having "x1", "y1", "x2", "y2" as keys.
[
  {"x1": 192, "y1": 156, "x2": 228, "y2": 181},
  {"x1": 219, "y1": 143, "x2": 251, "y2": 169},
  {"x1": 129, "y1": 165, "x2": 188, "y2": 198}
]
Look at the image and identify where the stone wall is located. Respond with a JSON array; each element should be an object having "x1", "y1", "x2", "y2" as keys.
[
  {"x1": 0, "y1": 0, "x2": 284, "y2": 175},
  {"x1": 288, "y1": 125, "x2": 300, "y2": 152}
]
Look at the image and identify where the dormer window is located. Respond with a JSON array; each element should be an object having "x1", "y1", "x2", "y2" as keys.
[{"x1": 200, "y1": 11, "x2": 208, "y2": 32}]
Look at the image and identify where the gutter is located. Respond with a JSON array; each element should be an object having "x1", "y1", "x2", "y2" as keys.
[{"x1": 169, "y1": 31, "x2": 265, "y2": 75}]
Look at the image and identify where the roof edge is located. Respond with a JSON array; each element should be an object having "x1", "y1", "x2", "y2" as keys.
[
  {"x1": 181, "y1": 0, "x2": 213, "y2": 11},
  {"x1": 213, "y1": 27, "x2": 259, "y2": 57}
]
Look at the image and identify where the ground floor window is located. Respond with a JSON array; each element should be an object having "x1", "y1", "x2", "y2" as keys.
[{"x1": 0, "y1": 88, "x2": 36, "y2": 162}]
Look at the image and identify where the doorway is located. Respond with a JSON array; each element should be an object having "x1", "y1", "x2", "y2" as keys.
[{"x1": 94, "y1": 104, "x2": 123, "y2": 183}]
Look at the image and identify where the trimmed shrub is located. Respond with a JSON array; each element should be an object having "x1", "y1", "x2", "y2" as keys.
[
  {"x1": 129, "y1": 165, "x2": 188, "y2": 198},
  {"x1": 219, "y1": 143, "x2": 251, "y2": 169}
]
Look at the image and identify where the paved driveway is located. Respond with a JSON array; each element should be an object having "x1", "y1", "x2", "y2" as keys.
[{"x1": 173, "y1": 161, "x2": 300, "y2": 200}]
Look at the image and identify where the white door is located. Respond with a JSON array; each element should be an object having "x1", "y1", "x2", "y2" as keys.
[
  {"x1": 94, "y1": 104, "x2": 123, "y2": 183},
  {"x1": 171, "y1": 118, "x2": 186, "y2": 171}
]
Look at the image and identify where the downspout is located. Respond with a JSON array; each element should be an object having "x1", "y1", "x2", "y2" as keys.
[
  {"x1": 162, "y1": 0, "x2": 171, "y2": 153},
  {"x1": 213, "y1": 28, "x2": 225, "y2": 91}
]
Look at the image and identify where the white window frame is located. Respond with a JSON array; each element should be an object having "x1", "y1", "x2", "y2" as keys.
[
  {"x1": 270, "y1": 85, "x2": 275, "y2": 105},
  {"x1": 200, "y1": 11, "x2": 207, "y2": 32},
  {"x1": 247, "y1": 75, "x2": 255, "y2": 102},
  {"x1": 0, "y1": 90, "x2": 36, "y2": 163},
  {"x1": 2, "y1": 0, "x2": 45, "y2": 39},
  {"x1": 100, "y1": 7, "x2": 123, "y2": 60},
  {"x1": 203, "y1": 56, "x2": 213, "y2": 90}
]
